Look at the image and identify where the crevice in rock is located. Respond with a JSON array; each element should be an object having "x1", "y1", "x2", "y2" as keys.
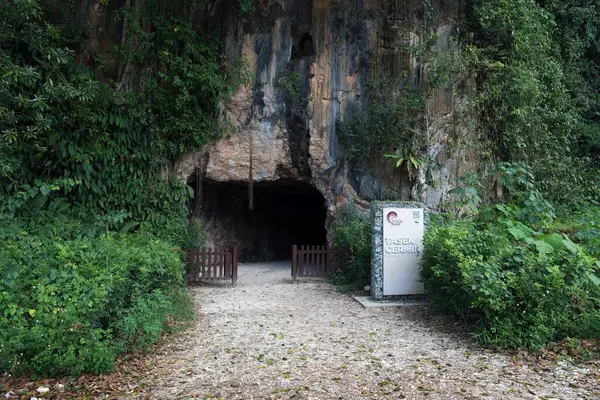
[{"x1": 291, "y1": 32, "x2": 314, "y2": 60}]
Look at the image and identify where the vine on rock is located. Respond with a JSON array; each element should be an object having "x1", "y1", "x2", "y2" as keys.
[{"x1": 0, "y1": 0, "x2": 250, "y2": 227}]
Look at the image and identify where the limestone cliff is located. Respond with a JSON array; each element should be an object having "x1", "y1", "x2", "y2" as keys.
[
  {"x1": 80, "y1": 0, "x2": 476, "y2": 252},
  {"x1": 175, "y1": 0, "x2": 475, "y2": 217}
]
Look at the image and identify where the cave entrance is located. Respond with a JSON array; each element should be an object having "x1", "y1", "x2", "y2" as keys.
[{"x1": 198, "y1": 179, "x2": 327, "y2": 262}]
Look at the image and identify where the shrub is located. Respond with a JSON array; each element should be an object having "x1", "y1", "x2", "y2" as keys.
[
  {"x1": 422, "y1": 213, "x2": 600, "y2": 349},
  {"x1": 331, "y1": 207, "x2": 372, "y2": 291},
  {"x1": 139, "y1": 216, "x2": 207, "y2": 250},
  {"x1": 0, "y1": 222, "x2": 194, "y2": 377},
  {"x1": 575, "y1": 208, "x2": 600, "y2": 259}
]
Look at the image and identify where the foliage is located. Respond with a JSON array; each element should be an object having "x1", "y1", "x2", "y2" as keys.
[
  {"x1": 139, "y1": 217, "x2": 208, "y2": 250},
  {"x1": 435, "y1": 0, "x2": 600, "y2": 349},
  {"x1": 281, "y1": 72, "x2": 303, "y2": 102},
  {"x1": 119, "y1": 3, "x2": 232, "y2": 160},
  {"x1": 0, "y1": 220, "x2": 194, "y2": 376},
  {"x1": 446, "y1": 172, "x2": 483, "y2": 217},
  {"x1": 423, "y1": 164, "x2": 600, "y2": 349},
  {"x1": 0, "y1": 0, "x2": 243, "y2": 378},
  {"x1": 458, "y1": 0, "x2": 600, "y2": 202},
  {"x1": 491, "y1": 162, "x2": 556, "y2": 229},
  {"x1": 573, "y1": 208, "x2": 600, "y2": 259},
  {"x1": 422, "y1": 214, "x2": 600, "y2": 349},
  {"x1": 331, "y1": 207, "x2": 372, "y2": 291},
  {"x1": 538, "y1": 0, "x2": 600, "y2": 169},
  {"x1": 383, "y1": 149, "x2": 425, "y2": 176},
  {"x1": 238, "y1": 0, "x2": 254, "y2": 15},
  {"x1": 470, "y1": 0, "x2": 575, "y2": 158},
  {"x1": 337, "y1": 72, "x2": 425, "y2": 164},
  {"x1": 0, "y1": 0, "x2": 245, "y2": 229}
]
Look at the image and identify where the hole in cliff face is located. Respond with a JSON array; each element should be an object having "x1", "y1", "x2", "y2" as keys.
[
  {"x1": 299, "y1": 33, "x2": 314, "y2": 56},
  {"x1": 291, "y1": 33, "x2": 314, "y2": 60},
  {"x1": 199, "y1": 179, "x2": 327, "y2": 262}
]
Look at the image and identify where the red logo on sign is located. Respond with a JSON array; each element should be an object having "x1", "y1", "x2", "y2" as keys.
[{"x1": 387, "y1": 211, "x2": 402, "y2": 225}]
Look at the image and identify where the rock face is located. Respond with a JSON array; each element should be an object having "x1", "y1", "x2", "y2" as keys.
[
  {"x1": 176, "y1": 0, "x2": 474, "y2": 220},
  {"x1": 168, "y1": 0, "x2": 479, "y2": 256},
  {"x1": 60, "y1": 0, "x2": 476, "y2": 257},
  {"x1": 77, "y1": 0, "x2": 476, "y2": 218}
]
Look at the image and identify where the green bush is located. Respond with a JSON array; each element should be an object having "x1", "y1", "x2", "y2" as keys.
[
  {"x1": 422, "y1": 212, "x2": 600, "y2": 349},
  {"x1": 331, "y1": 207, "x2": 372, "y2": 291},
  {"x1": 0, "y1": 222, "x2": 194, "y2": 376},
  {"x1": 425, "y1": 163, "x2": 600, "y2": 349},
  {"x1": 574, "y1": 208, "x2": 600, "y2": 259}
]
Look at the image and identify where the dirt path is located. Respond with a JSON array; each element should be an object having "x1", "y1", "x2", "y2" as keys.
[{"x1": 135, "y1": 262, "x2": 599, "y2": 399}]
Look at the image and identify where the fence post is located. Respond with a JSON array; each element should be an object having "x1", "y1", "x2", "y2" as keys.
[
  {"x1": 325, "y1": 247, "x2": 331, "y2": 277},
  {"x1": 224, "y1": 248, "x2": 230, "y2": 283},
  {"x1": 219, "y1": 247, "x2": 223, "y2": 278},
  {"x1": 319, "y1": 245, "x2": 324, "y2": 276},
  {"x1": 191, "y1": 248, "x2": 197, "y2": 283},
  {"x1": 195, "y1": 248, "x2": 201, "y2": 282},
  {"x1": 232, "y1": 247, "x2": 238, "y2": 286},
  {"x1": 292, "y1": 244, "x2": 297, "y2": 283},
  {"x1": 184, "y1": 248, "x2": 190, "y2": 283},
  {"x1": 200, "y1": 248, "x2": 205, "y2": 280}
]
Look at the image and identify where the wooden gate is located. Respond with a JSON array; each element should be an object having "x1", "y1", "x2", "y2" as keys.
[
  {"x1": 291, "y1": 245, "x2": 347, "y2": 282},
  {"x1": 185, "y1": 247, "x2": 238, "y2": 285}
]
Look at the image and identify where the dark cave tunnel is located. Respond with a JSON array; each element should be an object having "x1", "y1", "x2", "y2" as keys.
[{"x1": 190, "y1": 178, "x2": 327, "y2": 262}]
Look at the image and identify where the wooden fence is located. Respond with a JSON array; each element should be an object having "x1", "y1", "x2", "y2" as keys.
[
  {"x1": 291, "y1": 245, "x2": 348, "y2": 282},
  {"x1": 185, "y1": 247, "x2": 238, "y2": 285}
]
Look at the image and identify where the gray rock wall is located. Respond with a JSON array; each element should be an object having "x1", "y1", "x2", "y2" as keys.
[{"x1": 174, "y1": 0, "x2": 476, "y2": 236}]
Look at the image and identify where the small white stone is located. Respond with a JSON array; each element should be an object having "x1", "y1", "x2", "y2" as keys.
[{"x1": 36, "y1": 387, "x2": 50, "y2": 394}]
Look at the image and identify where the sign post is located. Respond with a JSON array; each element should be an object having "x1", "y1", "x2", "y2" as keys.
[{"x1": 371, "y1": 202, "x2": 427, "y2": 299}]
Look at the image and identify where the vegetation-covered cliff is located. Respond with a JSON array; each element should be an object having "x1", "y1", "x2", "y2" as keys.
[{"x1": 1, "y1": 0, "x2": 600, "y2": 376}]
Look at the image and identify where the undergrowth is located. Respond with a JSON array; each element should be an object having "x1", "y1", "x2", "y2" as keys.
[
  {"x1": 423, "y1": 164, "x2": 600, "y2": 350},
  {"x1": 330, "y1": 207, "x2": 371, "y2": 292},
  {"x1": 0, "y1": 219, "x2": 195, "y2": 377}
]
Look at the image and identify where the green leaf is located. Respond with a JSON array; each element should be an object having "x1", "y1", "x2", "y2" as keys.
[
  {"x1": 587, "y1": 272, "x2": 600, "y2": 286},
  {"x1": 534, "y1": 240, "x2": 554, "y2": 254},
  {"x1": 561, "y1": 234, "x2": 579, "y2": 254},
  {"x1": 40, "y1": 185, "x2": 52, "y2": 196},
  {"x1": 539, "y1": 233, "x2": 564, "y2": 250},
  {"x1": 508, "y1": 227, "x2": 528, "y2": 240}
]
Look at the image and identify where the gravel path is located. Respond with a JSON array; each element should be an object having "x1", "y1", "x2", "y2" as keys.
[{"x1": 138, "y1": 262, "x2": 600, "y2": 399}]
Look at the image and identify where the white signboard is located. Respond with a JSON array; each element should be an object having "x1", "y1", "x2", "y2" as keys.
[{"x1": 382, "y1": 207, "x2": 425, "y2": 295}]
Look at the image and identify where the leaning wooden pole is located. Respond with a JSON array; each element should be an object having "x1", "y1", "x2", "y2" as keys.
[{"x1": 248, "y1": 133, "x2": 254, "y2": 210}]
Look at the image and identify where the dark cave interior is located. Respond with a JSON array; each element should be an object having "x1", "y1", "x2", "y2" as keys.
[{"x1": 196, "y1": 179, "x2": 327, "y2": 262}]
